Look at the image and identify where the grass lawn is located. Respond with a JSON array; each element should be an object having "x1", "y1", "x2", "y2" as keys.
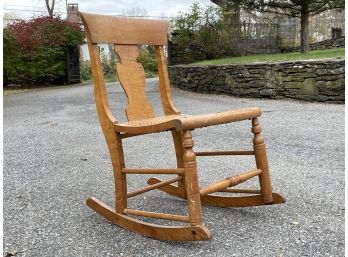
[{"x1": 192, "y1": 48, "x2": 345, "y2": 65}]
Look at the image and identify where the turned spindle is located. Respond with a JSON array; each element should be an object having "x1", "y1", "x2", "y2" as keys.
[
  {"x1": 183, "y1": 130, "x2": 202, "y2": 226},
  {"x1": 252, "y1": 118, "x2": 273, "y2": 203}
]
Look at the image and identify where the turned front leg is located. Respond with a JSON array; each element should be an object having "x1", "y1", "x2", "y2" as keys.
[
  {"x1": 171, "y1": 130, "x2": 187, "y2": 199},
  {"x1": 252, "y1": 118, "x2": 273, "y2": 203},
  {"x1": 113, "y1": 134, "x2": 128, "y2": 213},
  {"x1": 182, "y1": 130, "x2": 202, "y2": 226}
]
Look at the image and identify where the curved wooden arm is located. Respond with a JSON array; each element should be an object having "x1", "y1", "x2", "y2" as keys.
[
  {"x1": 180, "y1": 107, "x2": 261, "y2": 130},
  {"x1": 114, "y1": 115, "x2": 184, "y2": 134}
]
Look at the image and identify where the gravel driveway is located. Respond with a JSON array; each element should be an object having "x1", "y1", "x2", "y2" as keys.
[{"x1": 3, "y1": 79, "x2": 344, "y2": 256}]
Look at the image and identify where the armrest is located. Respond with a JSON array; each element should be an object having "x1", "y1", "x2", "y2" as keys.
[
  {"x1": 114, "y1": 107, "x2": 261, "y2": 135},
  {"x1": 114, "y1": 115, "x2": 185, "y2": 134}
]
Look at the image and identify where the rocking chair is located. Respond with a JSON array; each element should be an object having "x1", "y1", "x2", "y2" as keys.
[{"x1": 80, "y1": 12, "x2": 285, "y2": 241}]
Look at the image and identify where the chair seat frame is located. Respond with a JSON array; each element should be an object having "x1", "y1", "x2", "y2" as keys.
[{"x1": 80, "y1": 12, "x2": 285, "y2": 241}]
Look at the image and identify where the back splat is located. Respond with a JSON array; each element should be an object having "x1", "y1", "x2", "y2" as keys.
[{"x1": 114, "y1": 44, "x2": 155, "y2": 121}]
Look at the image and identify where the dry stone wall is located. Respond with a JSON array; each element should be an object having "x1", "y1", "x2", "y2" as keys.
[
  {"x1": 169, "y1": 59, "x2": 344, "y2": 103},
  {"x1": 283, "y1": 37, "x2": 345, "y2": 52}
]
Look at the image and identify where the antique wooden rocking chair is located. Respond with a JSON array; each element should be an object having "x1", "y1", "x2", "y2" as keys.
[{"x1": 80, "y1": 12, "x2": 285, "y2": 241}]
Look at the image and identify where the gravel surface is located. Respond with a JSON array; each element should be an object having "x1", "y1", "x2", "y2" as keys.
[{"x1": 3, "y1": 79, "x2": 344, "y2": 257}]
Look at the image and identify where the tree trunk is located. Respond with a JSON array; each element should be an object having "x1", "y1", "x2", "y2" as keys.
[
  {"x1": 45, "y1": 0, "x2": 55, "y2": 17},
  {"x1": 300, "y1": 10, "x2": 310, "y2": 53},
  {"x1": 211, "y1": 0, "x2": 241, "y2": 31}
]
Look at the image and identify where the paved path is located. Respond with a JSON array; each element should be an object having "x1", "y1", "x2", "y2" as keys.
[{"x1": 4, "y1": 79, "x2": 344, "y2": 256}]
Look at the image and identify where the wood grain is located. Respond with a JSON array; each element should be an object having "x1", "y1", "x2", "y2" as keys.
[
  {"x1": 79, "y1": 12, "x2": 168, "y2": 45},
  {"x1": 147, "y1": 178, "x2": 286, "y2": 207},
  {"x1": 82, "y1": 17, "x2": 127, "y2": 213},
  {"x1": 124, "y1": 208, "x2": 189, "y2": 222},
  {"x1": 127, "y1": 176, "x2": 182, "y2": 198},
  {"x1": 252, "y1": 118, "x2": 273, "y2": 203},
  {"x1": 87, "y1": 197, "x2": 212, "y2": 241},
  {"x1": 180, "y1": 108, "x2": 261, "y2": 130},
  {"x1": 114, "y1": 108, "x2": 261, "y2": 134},
  {"x1": 122, "y1": 168, "x2": 184, "y2": 174},
  {"x1": 220, "y1": 188, "x2": 262, "y2": 194},
  {"x1": 195, "y1": 150, "x2": 254, "y2": 156},
  {"x1": 115, "y1": 45, "x2": 155, "y2": 121},
  {"x1": 182, "y1": 130, "x2": 202, "y2": 226},
  {"x1": 199, "y1": 169, "x2": 262, "y2": 196},
  {"x1": 171, "y1": 130, "x2": 187, "y2": 198},
  {"x1": 155, "y1": 46, "x2": 180, "y2": 115}
]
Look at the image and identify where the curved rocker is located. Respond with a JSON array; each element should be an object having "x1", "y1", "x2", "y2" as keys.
[
  {"x1": 86, "y1": 197, "x2": 212, "y2": 241},
  {"x1": 147, "y1": 178, "x2": 286, "y2": 208}
]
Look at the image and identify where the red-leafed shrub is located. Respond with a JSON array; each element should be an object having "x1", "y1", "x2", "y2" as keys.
[{"x1": 4, "y1": 15, "x2": 84, "y2": 86}]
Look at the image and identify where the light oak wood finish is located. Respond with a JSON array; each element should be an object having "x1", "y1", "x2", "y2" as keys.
[
  {"x1": 171, "y1": 130, "x2": 187, "y2": 199},
  {"x1": 156, "y1": 46, "x2": 180, "y2": 115},
  {"x1": 195, "y1": 150, "x2": 254, "y2": 156},
  {"x1": 80, "y1": 12, "x2": 168, "y2": 45},
  {"x1": 80, "y1": 11, "x2": 285, "y2": 241},
  {"x1": 122, "y1": 168, "x2": 184, "y2": 174},
  {"x1": 182, "y1": 130, "x2": 202, "y2": 226},
  {"x1": 87, "y1": 197, "x2": 211, "y2": 241},
  {"x1": 220, "y1": 188, "x2": 262, "y2": 194},
  {"x1": 114, "y1": 108, "x2": 262, "y2": 134},
  {"x1": 115, "y1": 44, "x2": 155, "y2": 121},
  {"x1": 123, "y1": 208, "x2": 189, "y2": 223},
  {"x1": 252, "y1": 117, "x2": 273, "y2": 203},
  {"x1": 127, "y1": 176, "x2": 182, "y2": 198},
  {"x1": 147, "y1": 178, "x2": 285, "y2": 207},
  {"x1": 199, "y1": 169, "x2": 262, "y2": 196}
]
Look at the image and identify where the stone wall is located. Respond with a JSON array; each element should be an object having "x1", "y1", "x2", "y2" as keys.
[
  {"x1": 283, "y1": 37, "x2": 345, "y2": 52},
  {"x1": 169, "y1": 59, "x2": 344, "y2": 103}
]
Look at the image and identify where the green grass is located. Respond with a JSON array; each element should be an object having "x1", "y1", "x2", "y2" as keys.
[{"x1": 192, "y1": 48, "x2": 345, "y2": 65}]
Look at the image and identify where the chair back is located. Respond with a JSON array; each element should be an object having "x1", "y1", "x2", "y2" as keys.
[{"x1": 80, "y1": 12, "x2": 179, "y2": 123}]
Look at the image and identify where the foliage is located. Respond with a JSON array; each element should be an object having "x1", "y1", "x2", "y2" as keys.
[
  {"x1": 3, "y1": 15, "x2": 84, "y2": 86},
  {"x1": 137, "y1": 45, "x2": 158, "y2": 76},
  {"x1": 80, "y1": 61, "x2": 92, "y2": 81},
  {"x1": 245, "y1": 0, "x2": 344, "y2": 17},
  {"x1": 80, "y1": 45, "x2": 157, "y2": 83},
  {"x1": 172, "y1": 2, "x2": 239, "y2": 60}
]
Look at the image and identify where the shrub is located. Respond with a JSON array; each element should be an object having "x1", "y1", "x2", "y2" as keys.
[
  {"x1": 80, "y1": 61, "x2": 92, "y2": 81},
  {"x1": 138, "y1": 45, "x2": 157, "y2": 76},
  {"x1": 3, "y1": 15, "x2": 84, "y2": 86},
  {"x1": 171, "y1": 2, "x2": 237, "y2": 60}
]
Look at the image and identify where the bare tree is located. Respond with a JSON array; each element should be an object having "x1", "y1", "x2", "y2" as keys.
[
  {"x1": 122, "y1": 6, "x2": 148, "y2": 17},
  {"x1": 45, "y1": 0, "x2": 55, "y2": 17},
  {"x1": 43, "y1": 0, "x2": 67, "y2": 17}
]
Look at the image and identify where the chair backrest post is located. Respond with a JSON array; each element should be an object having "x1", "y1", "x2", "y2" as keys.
[
  {"x1": 81, "y1": 14, "x2": 119, "y2": 164},
  {"x1": 155, "y1": 45, "x2": 180, "y2": 115},
  {"x1": 80, "y1": 13, "x2": 117, "y2": 126}
]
